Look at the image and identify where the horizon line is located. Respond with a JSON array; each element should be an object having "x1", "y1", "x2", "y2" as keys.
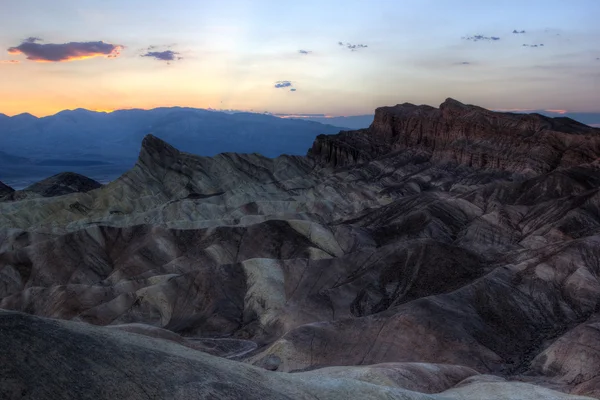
[
  {"x1": 2, "y1": 105, "x2": 600, "y2": 119},
  {"x1": 0, "y1": 106, "x2": 375, "y2": 119}
]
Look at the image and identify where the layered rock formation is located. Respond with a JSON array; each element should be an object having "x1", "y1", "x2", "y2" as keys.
[
  {"x1": 310, "y1": 98, "x2": 600, "y2": 174},
  {"x1": 1, "y1": 99, "x2": 600, "y2": 399}
]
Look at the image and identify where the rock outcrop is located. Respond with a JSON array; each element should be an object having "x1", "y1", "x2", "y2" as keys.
[
  {"x1": 0, "y1": 180, "x2": 14, "y2": 197},
  {"x1": 2, "y1": 99, "x2": 600, "y2": 399},
  {"x1": 310, "y1": 98, "x2": 600, "y2": 174},
  {"x1": 23, "y1": 171, "x2": 102, "y2": 197}
]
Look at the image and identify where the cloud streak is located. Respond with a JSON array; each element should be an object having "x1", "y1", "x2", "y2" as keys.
[
  {"x1": 0, "y1": 60, "x2": 20, "y2": 64},
  {"x1": 7, "y1": 39, "x2": 123, "y2": 62},
  {"x1": 462, "y1": 35, "x2": 500, "y2": 42},
  {"x1": 338, "y1": 42, "x2": 368, "y2": 51},
  {"x1": 274, "y1": 81, "x2": 292, "y2": 88},
  {"x1": 512, "y1": 30, "x2": 526, "y2": 34},
  {"x1": 274, "y1": 81, "x2": 298, "y2": 92},
  {"x1": 298, "y1": 49, "x2": 311, "y2": 55},
  {"x1": 522, "y1": 43, "x2": 545, "y2": 48}
]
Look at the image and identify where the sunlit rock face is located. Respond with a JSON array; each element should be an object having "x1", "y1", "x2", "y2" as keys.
[{"x1": 2, "y1": 99, "x2": 600, "y2": 400}]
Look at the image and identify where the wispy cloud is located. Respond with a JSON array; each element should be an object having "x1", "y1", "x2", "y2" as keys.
[
  {"x1": 290, "y1": 88, "x2": 297, "y2": 92},
  {"x1": 298, "y1": 49, "x2": 311, "y2": 55},
  {"x1": 274, "y1": 81, "x2": 292, "y2": 88},
  {"x1": 522, "y1": 43, "x2": 545, "y2": 48},
  {"x1": 512, "y1": 30, "x2": 526, "y2": 34},
  {"x1": 338, "y1": 42, "x2": 368, "y2": 51},
  {"x1": 457, "y1": 61, "x2": 471, "y2": 65},
  {"x1": 7, "y1": 39, "x2": 123, "y2": 62},
  {"x1": 141, "y1": 49, "x2": 182, "y2": 62},
  {"x1": 462, "y1": 35, "x2": 501, "y2": 42},
  {"x1": 0, "y1": 60, "x2": 20, "y2": 64}
]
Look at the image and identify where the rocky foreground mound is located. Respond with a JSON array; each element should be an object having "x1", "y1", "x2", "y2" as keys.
[
  {"x1": 22, "y1": 171, "x2": 103, "y2": 197},
  {"x1": 1, "y1": 98, "x2": 600, "y2": 399},
  {"x1": 0, "y1": 172, "x2": 102, "y2": 202}
]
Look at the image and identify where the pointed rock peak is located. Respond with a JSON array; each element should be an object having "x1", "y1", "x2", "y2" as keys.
[
  {"x1": 138, "y1": 134, "x2": 181, "y2": 169},
  {"x1": 141, "y1": 134, "x2": 178, "y2": 155},
  {"x1": 440, "y1": 98, "x2": 469, "y2": 109},
  {"x1": 0, "y1": 180, "x2": 15, "y2": 196}
]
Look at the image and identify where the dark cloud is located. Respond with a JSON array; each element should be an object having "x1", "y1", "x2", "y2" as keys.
[
  {"x1": 7, "y1": 40, "x2": 123, "y2": 62},
  {"x1": 338, "y1": 41, "x2": 344, "y2": 46},
  {"x1": 274, "y1": 81, "x2": 292, "y2": 89},
  {"x1": 522, "y1": 43, "x2": 545, "y2": 48},
  {"x1": 141, "y1": 49, "x2": 182, "y2": 62},
  {"x1": 512, "y1": 30, "x2": 526, "y2": 34},
  {"x1": 290, "y1": 88, "x2": 297, "y2": 92},
  {"x1": 24, "y1": 37, "x2": 42, "y2": 43},
  {"x1": 298, "y1": 49, "x2": 311, "y2": 55},
  {"x1": 458, "y1": 61, "x2": 471, "y2": 65},
  {"x1": 462, "y1": 35, "x2": 501, "y2": 42}
]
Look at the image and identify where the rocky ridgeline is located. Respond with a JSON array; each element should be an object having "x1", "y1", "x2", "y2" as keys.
[{"x1": 310, "y1": 98, "x2": 600, "y2": 173}]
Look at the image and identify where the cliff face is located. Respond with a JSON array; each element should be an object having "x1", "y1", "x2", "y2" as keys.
[{"x1": 310, "y1": 98, "x2": 600, "y2": 174}]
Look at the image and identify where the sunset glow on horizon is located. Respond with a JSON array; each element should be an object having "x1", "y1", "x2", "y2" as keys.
[{"x1": 1, "y1": 0, "x2": 599, "y2": 117}]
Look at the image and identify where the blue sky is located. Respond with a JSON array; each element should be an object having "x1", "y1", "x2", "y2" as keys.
[{"x1": 1, "y1": 0, "x2": 599, "y2": 116}]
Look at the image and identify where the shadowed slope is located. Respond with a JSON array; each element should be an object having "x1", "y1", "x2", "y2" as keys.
[{"x1": 1, "y1": 310, "x2": 593, "y2": 400}]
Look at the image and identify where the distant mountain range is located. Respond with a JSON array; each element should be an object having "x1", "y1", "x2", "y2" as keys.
[
  {"x1": 1, "y1": 106, "x2": 598, "y2": 189},
  {"x1": 277, "y1": 115, "x2": 375, "y2": 130},
  {"x1": 0, "y1": 107, "x2": 350, "y2": 162},
  {"x1": 0, "y1": 107, "x2": 348, "y2": 189}
]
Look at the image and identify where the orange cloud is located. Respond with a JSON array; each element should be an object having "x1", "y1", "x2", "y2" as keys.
[{"x1": 7, "y1": 39, "x2": 123, "y2": 62}]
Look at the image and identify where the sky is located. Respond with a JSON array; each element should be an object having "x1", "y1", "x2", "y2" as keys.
[{"x1": 1, "y1": 0, "x2": 599, "y2": 117}]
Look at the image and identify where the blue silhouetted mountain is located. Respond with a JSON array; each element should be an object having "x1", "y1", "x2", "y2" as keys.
[
  {"x1": 0, "y1": 107, "x2": 345, "y2": 162},
  {"x1": 0, "y1": 107, "x2": 346, "y2": 188}
]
